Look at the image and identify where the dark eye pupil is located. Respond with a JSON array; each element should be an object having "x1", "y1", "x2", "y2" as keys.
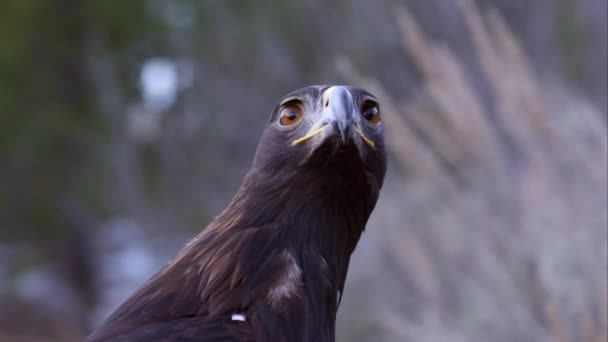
[
  {"x1": 364, "y1": 108, "x2": 376, "y2": 120},
  {"x1": 287, "y1": 112, "x2": 297, "y2": 120}
]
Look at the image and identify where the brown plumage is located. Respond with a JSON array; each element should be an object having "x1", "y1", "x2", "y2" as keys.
[{"x1": 86, "y1": 85, "x2": 387, "y2": 342}]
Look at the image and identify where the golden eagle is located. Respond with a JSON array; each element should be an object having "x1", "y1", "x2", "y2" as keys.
[{"x1": 86, "y1": 85, "x2": 386, "y2": 341}]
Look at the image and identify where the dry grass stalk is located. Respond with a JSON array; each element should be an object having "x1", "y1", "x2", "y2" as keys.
[{"x1": 338, "y1": 2, "x2": 607, "y2": 341}]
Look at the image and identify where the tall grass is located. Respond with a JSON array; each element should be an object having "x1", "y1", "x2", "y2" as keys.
[{"x1": 337, "y1": 1, "x2": 607, "y2": 341}]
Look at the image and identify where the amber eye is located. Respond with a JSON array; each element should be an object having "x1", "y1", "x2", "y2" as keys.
[
  {"x1": 279, "y1": 104, "x2": 303, "y2": 126},
  {"x1": 361, "y1": 101, "x2": 380, "y2": 124}
]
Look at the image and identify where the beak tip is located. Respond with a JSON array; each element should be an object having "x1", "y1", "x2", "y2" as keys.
[
  {"x1": 340, "y1": 131, "x2": 349, "y2": 144},
  {"x1": 336, "y1": 121, "x2": 353, "y2": 144}
]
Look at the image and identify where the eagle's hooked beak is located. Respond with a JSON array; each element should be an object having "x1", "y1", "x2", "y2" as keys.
[
  {"x1": 323, "y1": 86, "x2": 355, "y2": 144},
  {"x1": 292, "y1": 86, "x2": 375, "y2": 148}
]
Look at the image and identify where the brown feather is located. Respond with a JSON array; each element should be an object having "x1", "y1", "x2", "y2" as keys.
[{"x1": 86, "y1": 85, "x2": 386, "y2": 342}]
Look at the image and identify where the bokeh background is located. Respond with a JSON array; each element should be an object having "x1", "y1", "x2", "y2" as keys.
[{"x1": 1, "y1": 0, "x2": 606, "y2": 341}]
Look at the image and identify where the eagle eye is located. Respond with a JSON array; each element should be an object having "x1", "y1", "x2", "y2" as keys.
[
  {"x1": 361, "y1": 100, "x2": 380, "y2": 124},
  {"x1": 279, "y1": 102, "x2": 303, "y2": 126}
]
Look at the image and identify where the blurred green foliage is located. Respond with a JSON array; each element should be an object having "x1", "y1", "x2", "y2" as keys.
[{"x1": 1, "y1": 1, "x2": 154, "y2": 242}]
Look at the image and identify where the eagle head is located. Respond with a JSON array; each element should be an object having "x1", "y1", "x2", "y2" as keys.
[{"x1": 250, "y1": 85, "x2": 387, "y2": 216}]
